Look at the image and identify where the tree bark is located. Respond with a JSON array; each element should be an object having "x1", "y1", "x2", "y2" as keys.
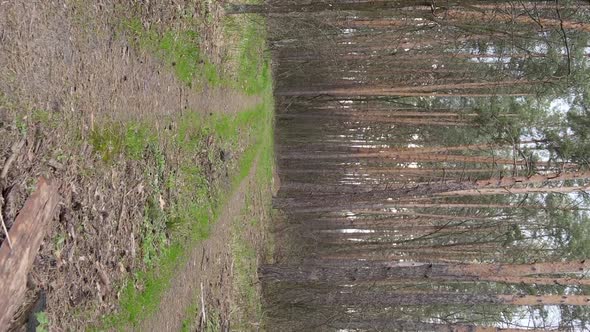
[{"x1": 261, "y1": 260, "x2": 590, "y2": 284}]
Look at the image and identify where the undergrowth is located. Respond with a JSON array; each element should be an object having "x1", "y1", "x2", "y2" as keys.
[
  {"x1": 122, "y1": 9, "x2": 269, "y2": 95},
  {"x1": 89, "y1": 3, "x2": 273, "y2": 329},
  {"x1": 94, "y1": 85, "x2": 272, "y2": 327}
]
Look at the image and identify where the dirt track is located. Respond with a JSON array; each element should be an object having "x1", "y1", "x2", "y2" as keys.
[{"x1": 139, "y1": 157, "x2": 259, "y2": 331}]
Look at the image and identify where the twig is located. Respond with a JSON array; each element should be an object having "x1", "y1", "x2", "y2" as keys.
[
  {"x1": 1, "y1": 138, "x2": 25, "y2": 179},
  {"x1": 519, "y1": 1, "x2": 544, "y2": 31},
  {"x1": 0, "y1": 208, "x2": 12, "y2": 249},
  {"x1": 200, "y1": 247, "x2": 206, "y2": 271},
  {"x1": 116, "y1": 187, "x2": 127, "y2": 232},
  {"x1": 200, "y1": 282, "x2": 207, "y2": 327},
  {"x1": 554, "y1": 0, "x2": 572, "y2": 76}
]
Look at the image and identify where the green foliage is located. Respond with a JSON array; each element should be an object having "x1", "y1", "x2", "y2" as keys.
[
  {"x1": 125, "y1": 124, "x2": 154, "y2": 159},
  {"x1": 123, "y1": 19, "x2": 221, "y2": 87},
  {"x1": 503, "y1": 224, "x2": 524, "y2": 247},
  {"x1": 231, "y1": 220, "x2": 262, "y2": 329},
  {"x1": 141, "y1": 197, "x2": 168, "y2": 266},
  {"x1": 236, "y1": 21, "x2": 270, "y2": 95},
  {"x1": 166, "y1": 81, "x2": 274, "y2": 331},
  {"x1": 545, "y1": 108, "x2": 590, "y2": 166},
  {"x1": 568, "y1": 223, "x2": 590, "y2": 258},
  {"x1": 15, "y1": 116, "x2": 28, "y2": 135},
  {"x1": 35, "y1": 311, "x2": 49, "y2": 332},
  {"x1": 31, "y1": 109, "x2": 57, "y2": 127},
  {"x1": 110, "y1": 242, "x2": 183, "y2": 326},
  {"x1": 222, "y1": 13, "x2": 271, "y2": 95},
  {"x1": 89, "y1": 125, "x2": 124, "y2": 162},
  {"x1": 159, "y1": 30, "x2": 207, "y2": 85},
  {"x1": 227, "y1": 89, "x2": 274, "y2": 331},
  {"x1": 53, "y1": 233, "x2": 66, "y2": 259},
  {"x1": 123, "y1": 2, "x2": 270, "y2": 93},
  {"x1": 90, "y1": 122, "x2": 155, "y2": 162}
]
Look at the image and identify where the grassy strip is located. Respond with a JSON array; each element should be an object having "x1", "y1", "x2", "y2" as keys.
[
  {"x1": 229, "y1": 111, "x2": 275, "y2": 331},
  {"x1": 230, "y1": 210, "x2": 263, "y2": 331},
  {"x1": 124, "y1": 18, "x2": 221, "y2": 87},
  {"x1": 95, "y1": 85, "x2": 273, "y2": 329},
  {"x1": 90, "y1": 5, "x2": 273, "y2": 329},
  {"x1": 182, "y1": 11, "x2": 274, "y2": 330},
  {"x1": 87, "y1": 61, "x2": 272, "y2": 331},
  {"x1": 222, "y1": 14, "x2": 271, "y2": 95},
  {"x1": 178, "y1": 86, "x2": 274, "y2": 331},
  {"x1": 122, "y1": 9, "x2": 269, "y2": 95}
]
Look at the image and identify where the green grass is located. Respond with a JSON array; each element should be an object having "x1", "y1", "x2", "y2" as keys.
[
  {"x1": 235, "y1": 21, "x2": 271, "y2": 95},
  {"x1": 121, "y1": 9, "x2": 271, "y2": 95},
  {"x1": 228, "y1": 97, "x2": 275, "y2": 330},
  {"x1": 92, "y1": 3, "x2": 274, "y2": 328},
  {"x1": 222, "y1": 13, "x2": 271, "y2": 95},
  {"x1": 180, "y1": 304, "x2": 223, "y2": 332},
  {"x1": 35, "y1": 311, "x2": 50, "y2": 332},
  {"x1": 231, "y1": 220, "x2": 262, "y2": 329},
  {"x1": 89, "y1": 122, "x2": 157, "y2": 162},
  {"x1": 180, "y1": 301, "x2": 199, "y2": 332},
  {"x1": 31, "y1": 109, "x2": 58, "y2": 128},
  {"x1": 180, "y1": 85, "x2": 275, "y2": 331},
  {"x1": 123, "y1": 18, "x2": 221, "y2": 88},
  {"x1": 96, "y1": 75, "x2": 274, "y2": 329}
]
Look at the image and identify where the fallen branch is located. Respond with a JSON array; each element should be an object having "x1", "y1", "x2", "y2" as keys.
[
  {"x1": 0, "y1": 178, "x2": 59, "y2": 329},
  {"x1": 200, "y1": 282, "x2": 207, "y2": 327},
  {"x1": 0, "y1": 208, "x2": 12, "y2": 249},
  {"x1": 1, "y1": 138, "x2": 25, "y2": 179}
]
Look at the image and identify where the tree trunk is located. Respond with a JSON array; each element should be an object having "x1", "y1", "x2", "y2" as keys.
[
  {"x1": 226, "y1": 1, "x2": 435, "y2": 14},
  {"x1": 286, "y1": 290, "x2": 590, "y2": 306},
  {"x1": 260, "y1": 260, "x2": 590, "y2": 283}
]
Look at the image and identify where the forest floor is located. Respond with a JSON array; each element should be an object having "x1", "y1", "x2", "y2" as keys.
[{"x1": 0, "y1": 0, "x2": 274, "y2": 330}]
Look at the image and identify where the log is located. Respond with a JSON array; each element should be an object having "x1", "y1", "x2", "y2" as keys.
[{"x1": 0, "y1": 178, "x2": 59, "y2": 330}]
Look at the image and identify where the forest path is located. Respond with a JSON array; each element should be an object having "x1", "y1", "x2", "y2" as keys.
[{"x1": 138, "y1": 156, "x2": 261, "y2": 332}]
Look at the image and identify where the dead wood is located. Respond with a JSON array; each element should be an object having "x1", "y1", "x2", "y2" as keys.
[{"x1": 0, "y1": 178, "x2": 59, "y2": 330}]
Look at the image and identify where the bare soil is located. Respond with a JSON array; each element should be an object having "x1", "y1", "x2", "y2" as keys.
[{"x1": 0, "y1": 0, "x2": 264, "y2": 330}]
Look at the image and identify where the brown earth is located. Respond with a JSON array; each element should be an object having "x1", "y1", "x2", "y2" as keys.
[{"x1": 0, "y1": 0, "x2": 266, "y2": 330}]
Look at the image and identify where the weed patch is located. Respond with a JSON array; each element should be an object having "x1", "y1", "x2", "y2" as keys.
[
  {"x1": 98, "y1": 75, "x2": 274, "y2": 329},
  {"x1": 123, "y1": 18, "x2": 220, "y2": 87},
  {"x1": 89, "y1": 122, "x2": 156, "y2": 162},
  {"x1": 122, "y1": 6, "x2": 271, "y2": 93},
  {"x1": 93, "y1": 3, "x2": 274, "y2": 328},
  {"x1": 222, "y1": 14, "x2": 270, "y2": 95}
]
